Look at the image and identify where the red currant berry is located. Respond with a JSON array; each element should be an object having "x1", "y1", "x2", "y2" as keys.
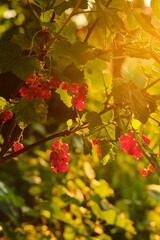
[
  {"x1": 60, "y1": 162, "x2": 69, "y2": 172},
  {"x1": 19, "y1": 87, "x2": 29, "y2": 97},
  {"x1": 1, "y1": 110, "x2": 13, "y2": 123},
  {"x1": 25, "y1": 74, "x2": 35, "y2": 84},
  {"x1": 62, "y1": 153, "x2": 71, "y2": 162},
  {"x1": 37, "y1": 89, "x2": 51, "y2": 99},
  {"x1": 61, "y1": 82, "x2": 69, "y2": 90},
  {"x1": 92, "y1": 139, "x2": 98, "y2": 145},
  {"x1": 70, "y1": 83, "x2": 79, "y2": 93},
  {"x1": 148, "y1": 164, "x2": 155, "y2": 172},
  {"x1": 52, "y1": 140, "x2": 61, "y2": 149},
  {"x1": 50, "y1": 150, "x2": 59, "y2": 160},
  {"x1": 141, "y1": 134, "x2": 150, "y2": 145},
  {"x1": 96, "y1": 148, "x2": 101, "y2": 156},
  {"x1": 13, "y1": 143, "x2": 24, "y2": 152},
  {"x1": 140, "y1": 169, "x2": 148, "y2": 177},
  {"x1": 50, "y1": 77, "x2": 61, "y2": 89},
  {"x1": 61, "y1": 143, "x2": 69, "y2": 153},
  {"x1": 76, "y1": 101, "x2": 85, "y2": 111}
]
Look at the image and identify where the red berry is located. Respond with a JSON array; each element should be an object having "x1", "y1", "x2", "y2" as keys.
[
  {"x1": 50, "y1": 150, "x2": 59, "y2": 160},
  {"x1": 50, "y1": 77, "x2": 61, "y2": 89},
  {"x1": 52, "y1": 140, "x2": 61, "y2": 149},
  {"x1": 29, "y1": 88, "x2": 38, "y2": 100},
  {"x1": 1, "y1": 110, "x2": 13, "y2": 123},
  {"x1": 61, "y1": 82, "x2": 69, "y2": 90},
  {"x1": 31, "y1": 79, "x2": 41, "y2": 88},
  {"x1": 60, "y1": 162, "x2": 69, "y2": 172},
  {"x1": 70, "y1": 83, "x2": 79, "y2": 93},
  {"x1": 76, "y1": 101, "x2": 85, "y2": 111},
  {"x1": 79, "y1": 84, "x2": 88, "y2": 95},
  {"x1": 62, "y1": 153, "x2": 71, "y2": 162},
  {"x1": 96, "y1": 148, "x2": 101, "y2": 156},
  {"x1": 92, "y1": 139, "x2": 98, "y2": 145},
  {"x1": 25, "y1": 74, "x2": 35, "y2": 84},
  {"x1": 140, "y1": 169, "x2": 148, "y2": 177},
  {"x1": 148, "y1": 164, "x2": 155, "y2": 172},
  {"x1": 37, "y1": 89, "x2": 51, "y2": 99},
  {"x1": 13, "y1": 143, "x2": 24, "y2": 152},
  {"x1": 19, "y1": 87, "x2": 29, "y2": 97},
  {"x1": 61, "y1": 143, "x2": 69, "y2": 153},
  {"x1": 141, "y1": 134, "x2": 150, "y2": 145}
]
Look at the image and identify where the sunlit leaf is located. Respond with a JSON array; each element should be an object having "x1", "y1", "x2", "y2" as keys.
[{"x1": 151, "y1": 0, "x2": 160, "y2": 20}]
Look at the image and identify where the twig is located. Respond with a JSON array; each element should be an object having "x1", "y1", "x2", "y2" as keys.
[
  {"x1": 142, "y1": 78, "x2": 160, "y2": 92},
  {"x1": 83, "y1": 18, "x2": 99, "y2": 43},
  {"x1": 46, "y1": 0, "x2": 83, "y2": 51},
  {"x1": 0, "y1": 123, "x2": 88, "y2": 164},
  {"x1": 27, "y1": 0, "x2": 42, "y2": 24}
]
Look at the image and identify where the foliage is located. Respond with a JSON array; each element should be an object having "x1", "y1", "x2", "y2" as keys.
[{"x1": 1, "y1": 0, "x2": 160, "y2": 239}]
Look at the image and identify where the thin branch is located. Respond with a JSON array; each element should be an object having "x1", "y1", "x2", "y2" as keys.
[
  {"x1": 27, "y1": 0, "x2": 42, "y2": 24},
  {"x1": 142, "y1": 78, "x2": 160, "y2": 92},
  {"x1": 141, "y1": 145, "x2": 160, "y2": 178},
  {"x1": 46, "y1": 0, "x2": 83, "y2": 51},
  {"x1": 83, "y1": 18, "x2": 99, "y2": 43},
  {"x1": 0, "y1": 123, "x2": 88, "y2": 164}
]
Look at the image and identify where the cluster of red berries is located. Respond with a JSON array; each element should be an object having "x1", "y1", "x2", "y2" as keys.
[
  {"x1": 140, "y1": 164, "x2": 155, "y2": 176},
  {"x1": 19, "y1": 73, "x2": 61, "y2": 101},
  {"x1": 61, "y1": 82, "x2": 88, "y2": 111},
  {"x1": 50, "y1": 140, "x2": 71, "y2": 174},
  {"x1": 119, "y1": 131, "x2": 150, "y2": 159},
  {"x1": 0, "y1": 110, "x2": 13, "y2": 124}
]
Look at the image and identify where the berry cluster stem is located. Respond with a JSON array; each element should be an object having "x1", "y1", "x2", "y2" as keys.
[{"x1": 0, "y1": 123, "x2": 88, "y2": 164}]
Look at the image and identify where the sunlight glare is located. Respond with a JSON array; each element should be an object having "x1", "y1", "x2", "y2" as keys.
[
  {"x1": 72, "y1": 14, "x2": 88, "y2": 29},
  {"x1": 144, "y1": 0, "x2": 151, "y2": 7}
]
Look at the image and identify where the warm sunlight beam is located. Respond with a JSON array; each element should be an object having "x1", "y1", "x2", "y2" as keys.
[{"x1": 144, "y1": 0, "x2": 151, "y2": 7}]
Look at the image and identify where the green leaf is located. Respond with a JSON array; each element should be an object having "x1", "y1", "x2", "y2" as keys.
[
  {"x1": 86, "y1": 111, "x2": 102, "y2": 132},
  {"x1": 90, "y1": 179, "x2": 114, "y2": 198},
  {"x1": 62, "y1": 63, "x2": 84, "y2": 83},
  {"x1": 13, "y1": 98, "x2": 48, "y2": 126},
  {"x1": 101, "y1": 209, "x2": 136, "y2": 234},
  {"x1": 52, "y1": 0, "x2": 71, "y2": 15},
  {"x1": 132, "y1": 9, "x2": 160, "y2": 39},
  {"x1": 93, "y1": 49, "x2": 111, "y2": 62},
  {"x1": 11, "y1": 56, "x2": 40, "y2": 80},
  {"x1": 0, "y1": 42, "x2": 40, "y2": 80},
  {"x1": 124, "y1": 4, "x2": 139, "y2": 30},
  {"x1": 56, "y1": 88, "x2": 72, "y2": 108},
  {"x1": 0, "y1": 97, "x2": 6, "y2": 110},
  {"x1": 82, "y1": 136, "x2": 92, "y2": 155},
  {"x1": 98, "y1": 139, "x2": 111, "y2": 158},
  {"x1": 85, "y1": 59, "x2": 108, "y2": 88},
  {"x1": 151, "y1": 0, "x2": 160, "y2": 20},
  {"x1": 107, "y1": 0, "x2": 126, "y2": 9},
  {"x1": 101, "y1": 154, "x2": 110, "y2": 165},
  {"x1": 112, "y1": 78, "x2": 128, "y2": 103},
  {"x1": 129, "y1": 89, "x2": 150, "y2": 124}
]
